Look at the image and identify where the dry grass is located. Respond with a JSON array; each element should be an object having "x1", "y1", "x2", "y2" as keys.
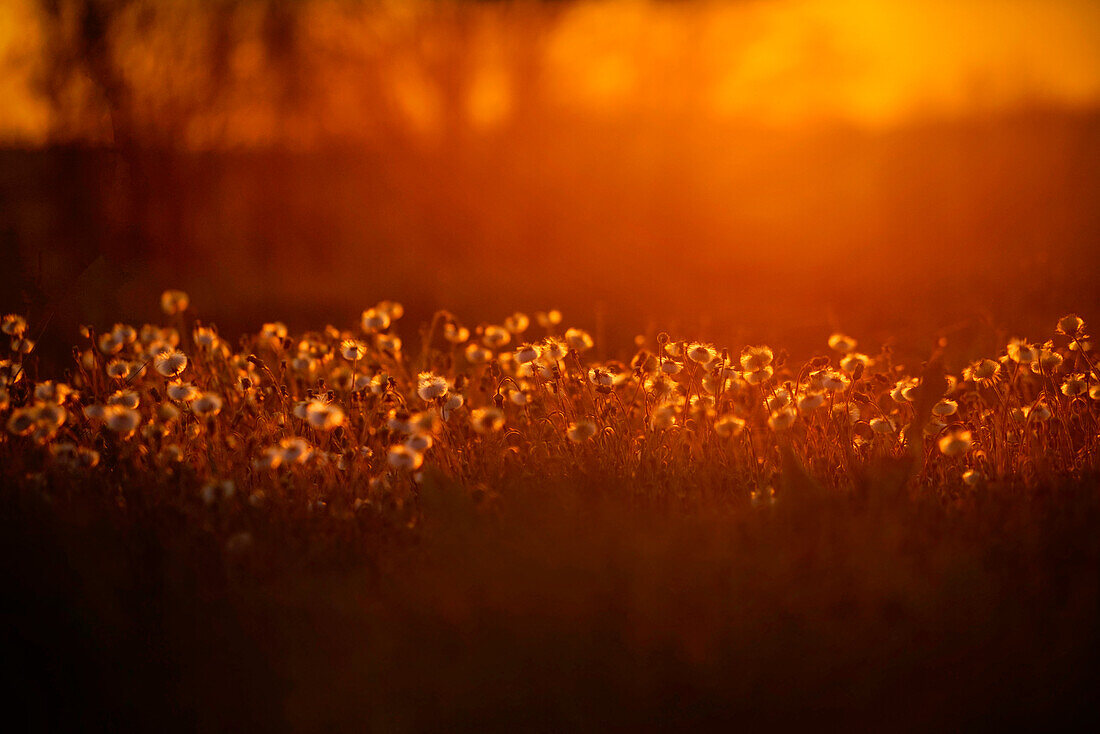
[{"x1": 1, "y1": 295, "x2": 1098, "y2": 731}]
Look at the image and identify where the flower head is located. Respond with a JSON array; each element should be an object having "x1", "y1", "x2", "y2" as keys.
[
  {"x1": 160, "y1": 290, "x2": 190, "y2": 315},
  {"x1": 153, "y1": 350, "x2": 188, "y2": 377},
  {"x1": 938, "y1": 428, "x2": 972, "y2": 457},
  {"x1": 567, "y1": 419, "x2": 598, "y2": 442},
  {"x1": 417, "y1": 372, "x2": 449, "y2": 401}
]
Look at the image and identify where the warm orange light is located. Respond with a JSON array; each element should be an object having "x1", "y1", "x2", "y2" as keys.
[{"x1": 2, "y1": 0, "x2": 1099, "y2": 146}]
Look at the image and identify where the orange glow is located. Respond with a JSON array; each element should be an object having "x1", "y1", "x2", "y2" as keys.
[
  {"x1": 2, "y1": 0, "x2": 1099, "y2": 146},
  {"x1": 1, "y1": 0, "x2": 1098, "y2": 354}
]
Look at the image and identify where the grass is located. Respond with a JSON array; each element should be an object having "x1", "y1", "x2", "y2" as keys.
[{"x1": 1, "y1": 296, "x2": 1098, "y2": 731}]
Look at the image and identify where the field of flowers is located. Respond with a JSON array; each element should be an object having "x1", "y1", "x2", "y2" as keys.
[{"x1": 2, "y1": 291, "x2": 1098, "y2": 730}]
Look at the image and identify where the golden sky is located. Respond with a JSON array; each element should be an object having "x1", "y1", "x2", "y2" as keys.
[{"x1": 1, "y1": 0, "x2": 1099, "y2": 146}]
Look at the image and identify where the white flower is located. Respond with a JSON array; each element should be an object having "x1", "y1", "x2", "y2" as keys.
[{"x1": 153, "y1": 350, "x2": 188, "y2": 377}]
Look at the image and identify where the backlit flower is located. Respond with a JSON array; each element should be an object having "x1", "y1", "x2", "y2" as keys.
[
  {"x1": 160, "y1": 289, "x2": 189, "y2": 315},
  {"x1": 938, "y1": 428, "x2": 972, "y2": 456},
  {"x1": 153, "y1": 350, "x2": 188, "y2": 377}
]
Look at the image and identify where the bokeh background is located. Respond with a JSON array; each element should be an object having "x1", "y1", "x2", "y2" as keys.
[{"x1": 2, "y1": 0, "x2": 1099, "y2": 361}]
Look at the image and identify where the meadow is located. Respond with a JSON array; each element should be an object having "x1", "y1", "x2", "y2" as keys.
[
  {"x1": 2, "y1": 293, "x2": 1098, "y2": 730},
  {"x1": 3, "y1": 0, "x2": 1100, "y2": 729}
]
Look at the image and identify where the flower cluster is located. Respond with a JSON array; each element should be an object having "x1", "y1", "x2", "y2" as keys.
[{"x1": 2, "y1": 294, "x2": 1098, "y2": 518}]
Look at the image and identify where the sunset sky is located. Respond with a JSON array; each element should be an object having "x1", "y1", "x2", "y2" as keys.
[{"x1": 2, "y1": 0, "x2": 1099, "y2": 147}]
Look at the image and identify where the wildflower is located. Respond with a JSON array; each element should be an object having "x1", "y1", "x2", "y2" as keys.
[
  {"x1": 201, "y1": 480, "x2": 235, "y2": 506},
  {"x1": 153, "y1": 350, "x2": 188, "y2": 377},
  {"x1": 98, "y1": 333, "x2": 124, "y2": 355},
  {"x1": 106, "y1": 359, "x2": 137, "y2": 380},
  {"x1": 767, "y1": 387, "x2": 791, "y2": 412},
  {"x1": 6, "y1": 408, "x2": 36, "y2": 436},
  {"x1": 1034, "y1": 344, "x2": 1064, "y2": 372},
  {"x1": 938, "y1": 428, "x2": 973, "y2": 456},
  {"x1": 567, "y1": 419, "x2": 598, "y2": 442},
  {"x1": 536, "y1": 310, "x2": 563, "y2": 328},
  {"x1": 645, "y1": 375, "x2": 679, "y2": 402},
  {"x1": 798, "y1": 392, "x2": 826, "y2": 411},
  {"x1": 924, "y1": 418, "x2": 947, "y2": 437},
  {"x1": 1, "y1": 314, "x2": 27, "y2": 337},
  {"x1": 817, "y1": 370, "x2": 848, "y2": 392},
  {"x1": 465, "y1": 343, "x2": 493, "y2": 364},
  {"x1": 417, "y1": 372, "x2": 449, "y2": 401},
  {"x1": 290, "y1": 353, "x2": 315, "y2": 373},
  {"x1": 340, "y1": 339, "x2": 367, "y2": 361},
  {"x1": 375, "y1": 300, "x2": 404, "y2": 321},
  {"x1": 768, "y1": 406, "x2": 797, "y2": 431},
  {"x1": 588, "y1": 367, "x2": 615, "y2": 388},
  {"x1": 565, "y1": 328, "x2": 594, "y2": 352},
  {"x1": 963, "y1": 359, "x2": 1000, "y2": 385},
  {"x1": 833, "y1": 403, "x2": 860, "y2": 423},
  {"x1": 962, "y1": 469, "x2": 982, "y2": 487},
  {"x1": 166, "y1": 381, "x2": 200, "y2": 402},
  {"x1": 160, "y1": 290, "x2": 190, "y2": 315},
  {"x1": 514, "y1": 343, "x2": 541, "y2": 364},
  {"x1": 932, "y1": 399, "x2": 958, "y2": 416},
  {"x1": 650, "y1": 403, "x2": 677, "y2": 430},
  {"x1": 470, "y1": 407, "x2": 505, "y2": 434},
  {"x1": 157, "y1": 403, "x2": 180, "y2": 423},
  {"x1": 504, "y1": 312, "x2": 530, "y2": 334},
  {"x1": 541, "y1": 338, "x2": 568, "y2": 362},
  {"x1": 51, "y1": 442, "x2": 99, "y2": 470},
  {"x1": 1007, "y1": 338, "x2": 1039, "y2": 364},
  {"x1": 260, "y1": 322, "x2": 288, "y2": 342},
  {"x1": 839, "y1": 353, "x2": 871, "y2": 374},
  {"x1": 508, "y1": 388, "x2": 529, "y2": 406},
  {"x1": 443, "y1": 322, "x2": 470, "y2": 343},
  {"x1": 387, "y1": 409, "x2": 413, "y2": 433},
  {"x1": 1056, "y1": 314, "x2": 1085, "y2": 337},
  {"x1": 406, "y1": 433, "x2": 433, "y2": 452},
  {"x1": 660, "y1": 360, "x2": 683, "y2": 375},
  {"x1": 687, "y1": 343, "x2": 717, "y2": 364},
  {"x1": 1062, "y1": 373, "x2": 1088, "y2": 397},
  {"x1": 743, "y1": 367, "x2": 773, "y2": 385},
  {"x1": 112, "y1": 323, "x2": 137, "y2": 344},
  {"x1": 869, "y1": 417, "x2": 895, "y2": 435},
  {"x1": 890, "y1": 378, "x2": 919, "y2": 403},
  {"x1": 193, "y1": 325, "x2": 218, "y2": 349},
  {"x1": 11, "y1": 337, "x2": 35, "y2": 354},
  {"x1": 306, "y1": 401, "x2": 345, "y2": 430},
  {"x1": 191, "y1": 392, "x2": 223, "y2": 417},
  {"x1": 279, "y1": 438, "x2": 312, "y2": 464},
  {"x1": 828, "y1": 333, "x2": 857, "y2": 353},
  {"x1": 34, "y1": 381, "x2": 75, "y2": 403},
  {"x1": 256, "y1": 447, "x2": 283, "y2": 472},
  {"x1": 1025, "y1": 402, "x2": 1052, "y2": 422},
  {"x1": 361, "y1": 308, "x2": 390, "y2": 332},
  {"x1": 410, "y1": 411, "x2": 439, "y2": 435},
  {"x1": 375, "y1": 334, "x2": 402, "y2": 353},
  {"x1": 482, "y1": 325, "x2": 511, "y2": 349},
  {"x1": 702, "y1": 370, "x2": 734, "y2": 395},
  {"x1": 105, "y1": 406, "x2": 142, "y2": 436},
  {"x1": 387, "y1": 445, "x2": 423, "y2": 471},
  {"x1": 740, "y1": 346, "x2": 773, "y2": 372},
  {"x1": 713, "y1": 414, "x2": 746, "y2": 437},
  {"x1": 108, "y1": 390, "x2": 140, "y2": 410},
  {"x1": 442, "y1": 393, "x2": 465, "y2": 420}
]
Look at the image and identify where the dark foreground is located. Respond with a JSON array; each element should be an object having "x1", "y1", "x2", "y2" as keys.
[{"x1": 3, "y1": 472, "x2": 1098, "y2": 732}]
